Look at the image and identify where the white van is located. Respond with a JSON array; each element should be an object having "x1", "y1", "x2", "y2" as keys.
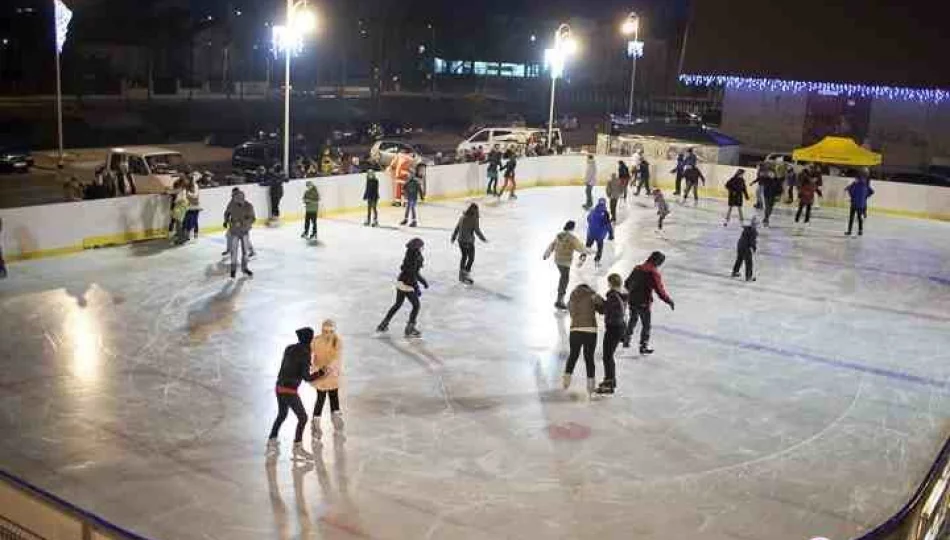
[
  {"x1": 104, "y1": 147, "x2": 188, "y2": 194},
  {"x1": 456, "y1": 127, "x2": 562, "y2": 158}
]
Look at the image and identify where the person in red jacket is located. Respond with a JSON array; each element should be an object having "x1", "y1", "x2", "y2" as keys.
[
  {"x1": 623, "y1": 251, "x2": 675, "y2": 354},
  {"x1": 795, "y1": 172, "x2": 820, "y2": 224}
]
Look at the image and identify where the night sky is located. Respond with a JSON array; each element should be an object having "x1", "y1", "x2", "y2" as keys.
[{"x1": 681, "y1": 0, "x2": 950, "y2": 88}]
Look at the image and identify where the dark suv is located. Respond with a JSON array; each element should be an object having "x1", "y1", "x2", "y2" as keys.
[{"x1": 232, "y1": 140, "x2": 280, "y2": 174}]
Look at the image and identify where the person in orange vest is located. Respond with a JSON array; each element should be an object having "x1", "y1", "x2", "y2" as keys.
[{"x1": 387, "y1": 148, "x2": 415, "y2": 206}]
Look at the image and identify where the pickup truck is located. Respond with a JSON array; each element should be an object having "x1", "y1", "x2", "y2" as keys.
[{"x1": 101, "y1": 146, "x2": 188, "y2": 194}]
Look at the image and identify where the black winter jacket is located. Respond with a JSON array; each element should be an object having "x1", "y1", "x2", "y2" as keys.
[
  {"x1": 737, "y1": 225, "x2": 758, "y2": 253},
  {"x1": 604, "y1": 289, "x2": 628, "y2": 327},
  {"x1": 397, "y1": 248, "x2": 428, "y2": 288},
  {"x1": 276, "y1": 328, "x2": 319, "y2": 390}
]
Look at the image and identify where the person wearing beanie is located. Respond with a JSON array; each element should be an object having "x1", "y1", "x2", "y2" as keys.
[
  {"x1": 267, "y1": 327, "x2": 321, "y2": 461},
  {"x1": 596, "y1": 273, "x2": 628, "y2": 394},
  {"x1": 543, "y1": 220, "x2": 590, "y2": 310},
  {"x1": 363, "y1": 170, "x2": 380, "y2": 227},
  {"x1": 377, "y1": 238, "x2": 429, "y2": 337},
  {"x1": 302, "y1": 181, "x2": 320, "y2": 239},
  {"x1": 451, "y1": 203, "x2": 488, "y2": 285},
  {"x1": 310, "y1": 319, "x2": 344, "y2": 445},
  {"x1": 585, "y1": 198, "x2": 614, "y2": 267},
  {"x1": 623, "y1": 251, "x2": 675, "y2": 354},
  {"x1": 723, "y1": 169, "x2": 750, "y2": 227},
  {"x1": 732, "y1": 216, "x2": 759, "y2": 281},
  {"x1": 563, "y1": 283, "x2": 605, "y2": 396}
]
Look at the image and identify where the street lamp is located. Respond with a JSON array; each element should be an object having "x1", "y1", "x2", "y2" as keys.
[
  {"x1": 621, "y1": 11, "x2": 641, "y2": 120},
  {"x1": 545, "y1": 23, "x2": 576, "y2": 150},
  {"x1": 273, "y1": 0, "x2": 318, "y2": 179}
]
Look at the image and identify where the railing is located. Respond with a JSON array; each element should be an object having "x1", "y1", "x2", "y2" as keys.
[
  {"x1": 854, "y1": 436, "x2": 950, "y2": 540},
  {"x1": 0, "y1": 470, "x2": 151, "y2": 540}
]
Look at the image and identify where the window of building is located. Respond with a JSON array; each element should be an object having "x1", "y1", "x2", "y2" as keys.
[
  {"x1": 434, "y1": 58, "x2": 447, "y2": 74},
  {"x1": 526, "y1": 63, "x2": 541, "y2": 78},
  {"x1": 499, "y1": 63, "x2": 525, "y2": 78}
]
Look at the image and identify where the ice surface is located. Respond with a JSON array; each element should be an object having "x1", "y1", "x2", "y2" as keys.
[{"x1": 1, "y1": 187, "x2": 949, "y2": 540}]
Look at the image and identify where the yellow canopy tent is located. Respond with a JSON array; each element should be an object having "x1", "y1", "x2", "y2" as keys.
[{"x1": 792, "y1": 136, "x2": 882, "y2": 166}]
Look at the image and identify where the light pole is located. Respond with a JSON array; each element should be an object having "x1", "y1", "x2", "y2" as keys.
[
  {"x1": 545, "y1": 23, "x2": 576, "y2": 150},
  {"x1": 274, "y1": 0, "x2": 317, "y2": 179},
  {"x1": 621, "y1": 12, "x2": 641, "y2": 120}
]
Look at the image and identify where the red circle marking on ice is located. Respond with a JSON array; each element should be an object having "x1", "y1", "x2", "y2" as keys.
[{"x1": 547, "y1": 422, "x2": 591, "y2": 440}]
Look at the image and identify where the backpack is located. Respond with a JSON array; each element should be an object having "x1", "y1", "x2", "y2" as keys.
[{"x1": 625, "y1": 267, "x2": 651, "y2": 305}]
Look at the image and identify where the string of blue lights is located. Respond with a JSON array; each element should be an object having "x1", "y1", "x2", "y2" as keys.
[{"x1": 678, "y1": 74, "x2": 949, "y2": 104}]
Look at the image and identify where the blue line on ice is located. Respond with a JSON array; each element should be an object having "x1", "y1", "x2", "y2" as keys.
[{"x1": 658, "y1": 325, "x2": 948, "y2": 390}]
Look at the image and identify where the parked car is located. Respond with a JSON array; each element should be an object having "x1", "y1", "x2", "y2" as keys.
[
  {"x1": 456, "y1": 127, "x2": 562, "y2": 159},
  {"x1": 232, "y1": 138, "x2": 308, "y2": 175},
  {"x1": 102, "y1": 147, "x2": 188, "y2": 194},
  {"x1": 368, "y1": 140, "x2": 435, "y2": 169},
  {"x1": 0, "y1": 144, "x2": 34, "y2": 173}
]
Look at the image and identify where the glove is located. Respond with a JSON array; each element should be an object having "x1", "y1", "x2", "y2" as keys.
[
  {"x1": 608, "y1": 234, "x2": 615, "y2": 241},
  {"x1": 668, "y1": 300, "x2": 675, "y2": 311}
]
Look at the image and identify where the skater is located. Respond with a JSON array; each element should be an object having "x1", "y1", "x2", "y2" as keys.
[
  {"x1": 170, "y1": 178, "x2": 189, "y2": 244},
  {"x1": 845, "y1": 175, "x2": 874, "y2": 236},
  {"x1": 681, "y1": 164, "x2": 705, "y2": 203},
  {"x1": 785, "y1": 166, "x2": 798, "y2": 203},
  {"x1": 684, "y1": 148, "x2": 697, "y2": 168},
  {"x1": 376, "y1": 238, "x2": 428, "y2": 337},
  {"x1": 732, "y1": 216, "x2": 759, "y2": 281},
  {"x1": 653, "y1": 189, "x2": 670, "y2": 230},
  {"x1": 606, "y1": 173, "x2": 624, "y2": 223},
  {"x1": 752, "y1": 171, "x2": 783, "y2": 227},
  {"x1": 266, "y1": 327, "x2": 321, "y2": 460},
  {"x1": 363, "y1": 170, "x2": 380, "y2": 226},
  {"x1": 543, "y1": 221, "x2": 589, "y2": 310},
  {"x1": 182, "y1": 175, "x2": 201, "y2": 241},
  {"x1": 302, "y1": 181, "x2": 320, "y2": 239},
  {"x1": 224, "y1": 189, "x2": 255, "y2": 278},
  {"x1": 267, "y1": 168, "x2": 285, "y2": 221},
  {"x1": 618, "y1": 160, "x2": 631, "y2": 200},
  {"x1": 671, "y1": 152, "x2": 685, "y2": 196},
  {"x1": 562, "y1": 282, "x2": 605, "y2": 396},
  {"x1": 723, "y1": 170, "x2": 750, "y2": 226},
  {"x1": 634, "y1": 157, "x2": 651, "y2": 196},
  {"x1": 221, "y1": 188, "x2": 255, "y2": 258},
  {"x1": 585, "y1": 198, "x2": 614, "y2": 266},
  {"x1": 498, "y1": 150, "x2": 518, "y2": 199},
  {"x1": 623, "y1": 251, "x2": 675, "y2": 354},
  {"x1": 795, "y1": 172, "x2": 819, "y2": 224},
  {"x1": 310, "y1": 319, "x2": 344, "y2": 444},
  {"x1": 596, "y1": 273, "x2": 627, "y2": 395},
  {"x1": 400, "y1": 170, "x2": 425, "y2": 227},
  {"x1": 486, "y1": 145, "x2": 502, "y2": 195},
  {"x1": 583, "y1": 155, "x2": 597, "y2": 209},
  {"x1": 450, "y1": 203, "x2": 488, "y2": 285},
  {"x1": 0, "y1": 217, "x2": 6, "y2": 279}
]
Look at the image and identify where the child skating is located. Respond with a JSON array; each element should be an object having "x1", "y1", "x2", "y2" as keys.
[
  {"x1": 563, "y1": 282, "x2": 605, "y2": 396},
  {"x1": 450, "y1": 203, "x2": 488, "y2": 285},
  {"x1": 302, "y1": 181, "x2": 320, "y2": 239},
  {"x1": 732, "y1": 216, "x2": 759, "y2": 281},
  {"x1": 377, "y1": 238, "x2": 429, "y2": 337},
  {"x1": 266, "y1": 327, "x2": 321, "y2": 461},
  {"x1": 596, "y1": 273, "x2": 628, "y2": 395},
  {"x1": 310, "y1": 319, "x2": 344, "y2": 446},
  {"x1": 498, "y1": 150, "x2": 518, "y2": 200},
  {"x1": 486, "y1": 145, "x2": 502, "y2": 196},
  {"x1": 844, "y1": 175, "x2": 874, "y2": 236},
  {"x1": 363, "y1": 170, "x2": 380, "y2": 227},
  {"x1": 543, "y1": 221, "x2": 590, "y2": 310},
  {"x1": 623, "y1": 251, "x2": 675, "y2": 354},
  {"x1": 585, "y1": 198, "x2": 614, "y2": 267},
  {"x1": 400, "y1": 171, "x2": 425, "y2": 227},
  {"x1": 723, "y1": 170, "x2": 749, "y2": 226},
  {"x1": 653, "y1": 189, "x2": 670, "y2": 231}
]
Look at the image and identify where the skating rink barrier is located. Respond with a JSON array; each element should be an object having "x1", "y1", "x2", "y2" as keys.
[{"x1": 1, "y1": 155, "x2": 949, "y2": 261}]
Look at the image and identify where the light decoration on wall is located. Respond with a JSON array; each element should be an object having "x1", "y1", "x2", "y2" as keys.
[{"x1": 678, "y1": 74, "x2": 949, "y2": 104}]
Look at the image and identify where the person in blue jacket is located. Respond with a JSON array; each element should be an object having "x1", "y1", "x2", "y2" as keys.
[
  {"x1": 585, "y1": 198, "x2": 614, "y2": 267},
  {"x1": 845, "y1": 175, "x2": 875, "y2": 236}
]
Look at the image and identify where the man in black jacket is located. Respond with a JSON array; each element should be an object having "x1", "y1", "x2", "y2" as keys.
[
  {"x1": 732, "y1": 216, "x2": 759, "y2": 281},
  {"x1": 267, "y1": 327, "x2": 320, "y2": 460}
]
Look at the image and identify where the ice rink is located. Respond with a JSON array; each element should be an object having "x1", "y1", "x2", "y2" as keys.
[{"x1": 1, "y1": 186, "x2": 949, "y2": 540}]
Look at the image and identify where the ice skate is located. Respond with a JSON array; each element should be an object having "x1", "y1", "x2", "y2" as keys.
[
  {"x1": 266, "y1": 438, "x2": 280, "y2": 456},
  {"x1": 459, "y1": 270, "x2": 473, "y2": 285},
  {"x1": 404, "y1": 323, "x2": 422, "y2": 338},
  {"x1": 510, "y1": 193, "x2": 517, "y2": 200},
  {"x1": 292, "y1": 442, "x2": 314, "y2": 461},
  {"x1": 746, "y1": 276, "x2": 757, "y2": 282},
  {"x1": 220, "y1": 250, "x2": 230, "y2": 257},
  {"x1": 372, "y1": 219, "x2": 379, "y2": 227},
  {"x1": 400, "y1": 219, "x2": 408, "y2": 226},
  {"x1": 409, "y1": 221, "x2": 418, "y2": 228},
  {"x1": 331, "y1": 411, "x2": 345, "y2": 432},
  {"x1": 300, "y1": 232, "x2": 307, "y2": 238},
  {"x1": 731, "y1": 272, "x2": 739, "y2": 278},
  {"x1": 639, "y1": 345, "x2": 654, "y2": 355},
  {"x1": 230, "y1": 265, "x2": 236, "y2": 279},
  {"x1": 845, "y1": 231, "x2": 852, "y2": 236},
  {"x1": 577, "y1": 254, "x2": 588, "y2": 268},
  {"x1": 311, "y1": 422, "x2": 322, "y2": 442},
  {"x1": 561, "y1": 374, "x2": 572, "y2": 389},
  {"x1": 554, "y1": 300, "x2": 568, "y2": 311},
  {"x1": 242, "y1": 267, "x2": 253, "y2": 278},
  {"x1": 248, "y1": 250, "x2": 256, "y2": 259},
  {"x1": 363, "y1": 220, "x2": 370, "y2": 226},
  {"x1": 586, "y1": 378, "x2": 597, "y2": 396},
  {"x1": 375, "y1": 322, "x2": 389, "y2": 333},
  {"x1": 595, "y1": 380, "x2": 616, "y2": 395}
]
